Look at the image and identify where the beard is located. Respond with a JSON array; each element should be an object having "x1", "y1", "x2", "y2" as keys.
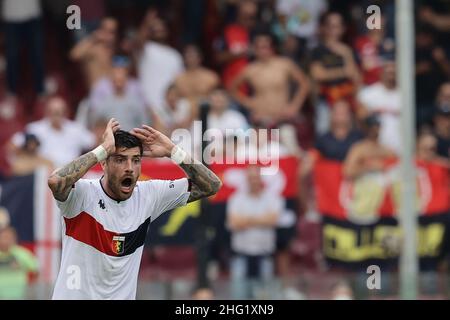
[{"x1": 107, "y1": 174, "x2": 137, "y2": 201}]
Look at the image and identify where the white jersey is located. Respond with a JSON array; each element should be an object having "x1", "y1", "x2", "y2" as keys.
[{"x1": 52, "y1": 178, "x2": 190, "y2": 300}]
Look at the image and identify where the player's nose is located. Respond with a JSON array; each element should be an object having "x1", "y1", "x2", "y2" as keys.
[{"x1": 125, "y1": 159, "x2": 134, "y2": 172}]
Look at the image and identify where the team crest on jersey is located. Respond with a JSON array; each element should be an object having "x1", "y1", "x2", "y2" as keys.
[{"x1": 112, "y1": 236, "x2": 125, "y2": 255}]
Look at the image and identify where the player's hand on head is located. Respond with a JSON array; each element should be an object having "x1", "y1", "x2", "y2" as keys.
[
  {"x1": 102, "y1": 118, "x2": 120, "y2": 155},
  {"x1": 131, "y1": 125, "x2": 175, "y2": 158}
]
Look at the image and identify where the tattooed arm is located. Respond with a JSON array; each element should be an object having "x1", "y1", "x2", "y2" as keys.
[
  {"x1": 131, "y1": 125, "x2": 222, "y2": 203},
  {"x1": 179, "y1": 155, "x2": 222, "y2": 203},
  {"x1": 47, "y1": 118, "x2": 120, "y2": 202},
  {"x1": 47, "y1": 153, "x2": 98, "y2": 202}
]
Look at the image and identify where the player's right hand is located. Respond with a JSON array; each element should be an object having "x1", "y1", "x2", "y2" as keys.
[{"x1": 101, "y1": 118, "x2": 120, "y2": 155}]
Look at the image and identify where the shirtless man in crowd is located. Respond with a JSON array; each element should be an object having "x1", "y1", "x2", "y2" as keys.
[
  {"x1": 231, "y1": 30, "x2": 309, "y2": 126},
  {"x1": 230, "y1": 30, "x2": 309, "y2": 155},
  {"x1": 343, "y1": 114, "x2": 396, "y2": 180},
  {"x1": 70, "y1": 17, "x2": 118, "y2": 88},
  {"x1": 175, "y1": 44, "x2": 220, "y2": 106}
]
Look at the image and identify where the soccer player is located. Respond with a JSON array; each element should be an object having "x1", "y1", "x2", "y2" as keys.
[{"x1": 47, "y1": 118, "x2": 222, "y2": 299}]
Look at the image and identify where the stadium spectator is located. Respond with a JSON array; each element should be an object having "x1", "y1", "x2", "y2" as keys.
[
  {"x1": 310, "y1": 11, "x2": 361, "y2": 135},
  {"x1": 0, "y1": 95, "x2": 25, "y2": 177},
  {"x1": 357, "y1": 59, "x2": 401, "y2": 154},
  {"x1": 227, "y1": 165, "x2": 282, "y2": 299},
  {"x1": 415, "y1": 24, "x2": 450, "y2": 125},
  {"x1": 233, "y1": 121, "x2": 290, "y2": 166},
  {"x1": 230, "y1": 30, "x2": 309, "y2": 156},
  {"x1": 203, "y1": 88, "x2": 249, "y2": 161},
  {"x1": 136, "y1": 13, "x2": 184, "y2": 120},
  {"x1": 70, "y1": 17, "x2": 118, "y2": 89},
  {"x1": 231, "y1": 30, "x2": 309, "y2": 125},
  {"x1": 279, "y1": 33, "x2": 309, "y2": 71},
  {"x1": 274, "y1": 0, "x2": 328, "y2": 48},
  {"x1": 8, "y1": 133, "x2": 53, "y2": 176},
  {"x1": 300, "y1": 100, "x2": 362, "y2": 220},
  {"x1": 214, "y1": 0, "x2": 257, "y2": 90},
  {"x1": 175, "y1": 44, "x2": 220, "y2": 106},
  {"x1": 343, "y1": 114, "x2": 396, "y2": 180},
  {"x1": 416, "y1": 131, "x2": 449, "y2": 166},
  {"x1": 10, "y1": 96, "x2": 95, "y2": 168},
  {"x1": 3, "y1": 0, "x2": 45, "y2": 96},
  {"x1": 302, "y1": 100, "x2": 362, "y2": 170},
  {"x1": 71, "y1": 0, "x2": 106, "y2": 43},
  {"x1": 415, "y1": 131, "x2": 449, "y2": 296},
  {"x1": 207, "y1": 88, "x2": 249, "y2": 135},
  {"x1": 0, "y1": 226, "x2": 39, "y2": 299},
  {"x1": 160, "y1": 84, "x2": 194, "y2": 134},
  {"x1": 165, "y1": 88, "x2": 248, "y2": 160},
  {"x1": 89, "y1": 55, "x2": 161, "y2": 132},
  {"x1": 432, "y1": 84, "x2": 450, "y2": 159},
  {"x1": 353, "y1": 16, "x2": 390, "y2": 86},
  {"x1": 436, "y1": 81, "x2": 450, "y2": 108},
  {"x1": 418, "y1": 4, "x2": 450, "y2": 51}
]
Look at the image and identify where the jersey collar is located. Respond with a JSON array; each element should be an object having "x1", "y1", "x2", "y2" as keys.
[{"x1": 99, "y1": 176, "x2": 126, "y2": 204}]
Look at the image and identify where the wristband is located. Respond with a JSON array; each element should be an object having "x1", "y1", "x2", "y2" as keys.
[
  {"x1": 92, "y1": 145, "x2": 108, "y2": 162},
  {"x1": 170, "y1": 145, "x2": 187, "y2": 164}
]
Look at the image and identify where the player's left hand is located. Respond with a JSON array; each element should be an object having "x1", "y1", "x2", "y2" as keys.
[{"x1": 130, "y1": 125, "x2": 176, "y2": 158}]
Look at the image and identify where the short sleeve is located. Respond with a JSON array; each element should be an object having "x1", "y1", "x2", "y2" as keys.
[
  {"x1": 143, "y1": 178, "x2": 190, "y2": 221},
  {"x1": 56, "y1": 179, "x2": 91, "y2": 218}
]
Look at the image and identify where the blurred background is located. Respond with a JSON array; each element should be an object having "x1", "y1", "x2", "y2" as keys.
[{"x1": 0, "y1": 0, "x2": 449, "y2": 300}]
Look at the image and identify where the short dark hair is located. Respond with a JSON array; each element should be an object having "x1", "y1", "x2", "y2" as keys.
[
  {"x1": 114, "y1": 130, "x2": 143, "y2": 155},
  {"x1": 251, "y1": 26, "x2": 277, "y2": 46},
  {"x1": 319, "y1": 11, "x2": 343, "y2": 27},
  {"x1": 183, "y1": 43, "x2": 202, "y2": 56}
]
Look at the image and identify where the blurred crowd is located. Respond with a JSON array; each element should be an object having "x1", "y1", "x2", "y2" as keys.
[{"x1": 0, "y1": 0, "x2": 450, "y2": 299}]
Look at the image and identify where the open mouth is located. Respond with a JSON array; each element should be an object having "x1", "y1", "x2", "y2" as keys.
[{"x1": 120, "y1": 177, "x2": 133, "y2": 193}]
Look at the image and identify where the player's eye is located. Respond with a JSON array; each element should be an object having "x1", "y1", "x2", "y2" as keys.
[
  {"x1": 115, "y1": 157, "x2": 125, "y2": 164},
  {"x1": 133, "y1": 158, "x2": 141, "y2": 164}
]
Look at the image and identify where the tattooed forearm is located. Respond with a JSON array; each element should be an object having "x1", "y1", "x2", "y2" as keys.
[
  {"x1": 179, "y1": 156, "x2": 222, "y2": 203},
  {"x1": 47, "y1": 152, "x2": 98, "y2": 202}
]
